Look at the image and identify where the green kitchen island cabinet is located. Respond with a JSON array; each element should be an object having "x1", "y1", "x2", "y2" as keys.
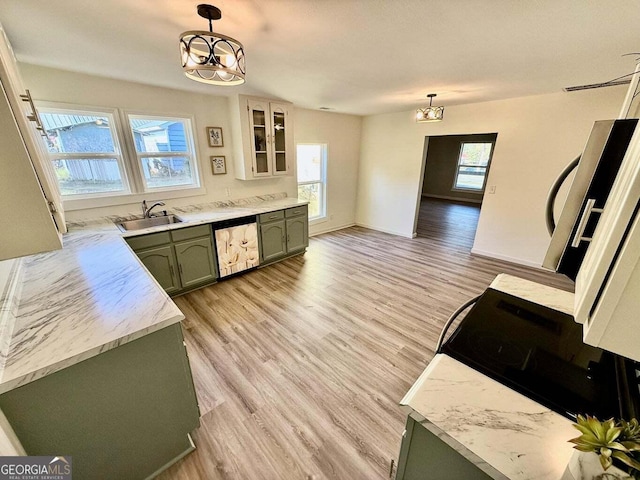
[
  {"x1": 395, "y1": 413, "x2": 493, "y2": 480},
  {"x1": 0, "y1": 323, "x2": 200, "y2": 480}
]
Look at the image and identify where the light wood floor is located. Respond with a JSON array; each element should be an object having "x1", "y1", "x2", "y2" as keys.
[{"x1": 158, "y1": 198, "x2": 572, "y2": 480}]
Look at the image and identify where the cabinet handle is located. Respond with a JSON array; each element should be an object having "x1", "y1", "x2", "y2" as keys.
[
  {"x1": 178, "y1": 264, "x2": 184, "y2": 274},
  {"x1": 570, "y1": 198, "x2": 604, "y2": 248},
  {"x1": 269, "y1": 215, "x2": 278, "y2": 219},
  {"x1": 169, "y1": 265, "x2": 175, "y2": 277},
  {"x1": 287, "y1": 234, "x2": 290, "y2": 243}
]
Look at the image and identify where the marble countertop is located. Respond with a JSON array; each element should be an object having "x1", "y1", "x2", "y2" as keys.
[
  {"x1": 401, "y1": 354, "x2": 576, "y2": 480},
  {"x1": 0, "y1": 195, "x2": 307, "y2": 394},
  {"x1": 489, "y1": 273, "x2": 574, "y2": 316}
]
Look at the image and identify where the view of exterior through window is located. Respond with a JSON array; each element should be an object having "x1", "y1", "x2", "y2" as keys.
[
  {"x1": 40, "y1": 110, "x2": 127, "y2": 196},
  {"x1": 296, "y1": 144, "x2": 326, "y2": 220},
  {"x1": 128, "y1": 115, "x2": 198, "y2": 190},
  {"x1": 39, "y1": 106, "x2": 200, "y2": 199},
  {"x1": 453, "y1": 142, "x2": 493, "y2": 191}
]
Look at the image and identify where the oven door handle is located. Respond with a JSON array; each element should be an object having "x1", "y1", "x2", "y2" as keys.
[{"x1": 436, "y1": 295, "x2": 481, "y2": 353}]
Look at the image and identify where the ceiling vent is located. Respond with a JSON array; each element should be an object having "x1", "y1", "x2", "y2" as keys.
[{"x1": 563, "y1": 80, "x2": 630, "y2": 92}]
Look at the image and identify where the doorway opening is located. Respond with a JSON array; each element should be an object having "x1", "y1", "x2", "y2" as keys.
[{"x1": 416, "y1": 133, "x2": 497, "y2": 251}]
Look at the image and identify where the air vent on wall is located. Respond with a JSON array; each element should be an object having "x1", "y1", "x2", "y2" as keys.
[{"x1": 564, "y1": 80, "x2": 631, "y2": 92}]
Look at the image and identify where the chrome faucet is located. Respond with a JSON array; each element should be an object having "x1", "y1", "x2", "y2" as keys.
[{"x1": 141, "y1": 200, "x2": 166, "y2": 218}]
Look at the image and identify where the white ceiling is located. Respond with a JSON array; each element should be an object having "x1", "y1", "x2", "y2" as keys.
[{"x1": 0, "y1": 0, "x2": 638, "y2": 115}]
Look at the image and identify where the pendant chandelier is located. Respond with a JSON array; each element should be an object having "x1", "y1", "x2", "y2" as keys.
[
  {"x1": 416, "y1": 94, "x2": 444, "y2": 122},
  {"x1": 179, "y1": 4, "x2": 245, "y2": 86}
]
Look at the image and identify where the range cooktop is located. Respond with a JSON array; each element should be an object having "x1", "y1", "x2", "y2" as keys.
[{"x1": 441, "y1": 288, "x2": 639, "y2": 421}]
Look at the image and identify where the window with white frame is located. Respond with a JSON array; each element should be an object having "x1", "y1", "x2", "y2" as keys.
[
  {"x1": 127, "y1": 115, "x2": 199, "y2": 190},
  {"x1": 296, "y1": 144, "x2": 326, "y2": 220},
  {"x1": 453, "y1": 142, "x2": 494, "y2": 191},
  {"x1": 39, "y1": 105, "x2": 201, "y2": 201},
  {"x1": 40, "y1": 108, "x2": 129, "y2": 197}
]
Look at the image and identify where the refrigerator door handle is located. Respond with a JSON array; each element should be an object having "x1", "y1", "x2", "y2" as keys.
[
  {"x1": 545, "y1": 156, "x2": 580, "y2": 236},
  {"x1": 570, "y1": 198, "x2": 604, "y2": 248}
]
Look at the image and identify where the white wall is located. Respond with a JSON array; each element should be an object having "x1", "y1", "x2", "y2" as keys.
[
  {"x1": 294, "y1": 108, "x2": 362, "y2": 236},
  {"x1": 20, "y1": 64, "x2": 299, "y2": 221},
  {"x1": 357, "y1": 87, "x2": 627, "y2": 266}
]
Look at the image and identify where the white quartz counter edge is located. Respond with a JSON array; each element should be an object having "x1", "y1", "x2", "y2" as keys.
[
  {"x1": 401, "y1": 354, "x2": 577, "y2": 480},
  {"x1": 0, "y1": 198, "x2": 308, "y2": 395},
  {"x1": 489, "y1": 273, "x2": 574, "y2": 316}
]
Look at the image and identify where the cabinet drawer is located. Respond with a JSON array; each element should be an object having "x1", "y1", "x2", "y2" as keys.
[
  {"x1": 170, "y1": 224, "x2": 212, "y2": 242},
  {"x1": 259, "y1": 210, "x2": 285, "y2": 223},
  {"x1": 125, "y1": 231, "x2": 171, "y2": 251},
  {"x1": 285, "y1": 205, "x2": 308, "y2": 218}
]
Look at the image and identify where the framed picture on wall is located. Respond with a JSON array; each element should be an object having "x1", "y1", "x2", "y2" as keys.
[
  {"x1": 211, "y1": 156, "x2": 227, "y2": 175},
  {"x1": 207, "y1": 127, "x2": 224, "y2": 147}
]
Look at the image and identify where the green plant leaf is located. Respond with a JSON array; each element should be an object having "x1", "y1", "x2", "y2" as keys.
[
  {"x1": 609, "y1": 442, "x2": 630, "y2": 452},
  {"x1": 589, "y1": 416, "x2": 607, "y2": 441},
  {"x1": 612, "y1": 451, "x2": 640, "y2": 472},
  {"x1": 606, "y1": 426, "x2": 623, "y2": 444},
  {"x1": 569, "y1": 436, "x2": 601, "y2": 448},
  {"x1": 573, "y1": 445, "x2": 597, "y2": 453},
  {"x1": 574, "y1": 423, "x2": 595, "y2": 436},
  {"x1": 622, "y1": 441, "x2": 640, "y2": 452}
]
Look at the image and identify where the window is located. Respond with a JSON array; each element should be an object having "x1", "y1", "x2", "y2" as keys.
[
  {"x1": 296, "y1": 144, "x2": 326, "y2": 221},
  {"x1": 453, "y1": 142, "x2": 493, "y2": 191},
  {"x1": 128, "y1": 115, "x2": 198, "y2": 190},
  {"x1": 39, "y1": 104, "x2": 201, "y2": 204},
  {"x1": 40, "y1": 108, "x2": 129, "y2": 197}
]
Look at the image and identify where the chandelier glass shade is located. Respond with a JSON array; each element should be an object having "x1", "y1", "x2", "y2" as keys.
[
  {"x1": 179, "y1": 5, "x2": 245, "y2": 86},
  {"x1": 416, "y1": 94, "x2": 444, "y2": 122}
]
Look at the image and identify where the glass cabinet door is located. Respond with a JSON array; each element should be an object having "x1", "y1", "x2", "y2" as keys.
[
  {"x1": 248, "y1": 100, "x2": 271, "y2": 175},
  {"x1": 271, "y1": 103, "x2": 288, "y2": 175}
]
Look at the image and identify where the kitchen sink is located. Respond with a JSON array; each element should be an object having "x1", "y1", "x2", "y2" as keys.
[{"x1": 115, "y1": 215, "x2": 184, "y2": 232}]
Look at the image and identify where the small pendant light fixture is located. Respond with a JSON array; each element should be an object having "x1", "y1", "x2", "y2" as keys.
[
  {"x1": 179, "y1": 4, "x2": 245, "y2": 85},
  {"x1": 416, "y1": 94, "x2": 444, "y2": 122}
]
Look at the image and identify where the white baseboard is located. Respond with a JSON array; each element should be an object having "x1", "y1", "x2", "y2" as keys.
[
  {"x1": 309, "y1": 222, "x2": 356, "y2": 237},
  {"x1": 422, "y1": 194, "x2": 483, "y2": 204},
  {"x1": 470, "y1": 247, "x2": 546, "y2": 270},
  {"x1": 355, "y1": 222, "x2": 415, "y2": 238}
]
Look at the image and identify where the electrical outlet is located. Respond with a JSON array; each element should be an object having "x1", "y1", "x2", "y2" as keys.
[
  {"x1": 488, "y1": 185, "x2": 496, "y2": 194},
  {"x1": 225, "y1": 187, "x2": 231, "y2": 197}
]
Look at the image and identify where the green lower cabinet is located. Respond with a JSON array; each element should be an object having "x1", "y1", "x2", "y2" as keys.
[
  {"x1": 174, "y1": 237, "x2": 217, "y2": 289},
  {"x1": 395, "y1": 413, "x2": 492, "y2": 480},
  {"x1": 258, "y1": 206, "x2": 309, "y2": 265},
  {"x1": 286, "y1": 216, "x2": 309, "y2": 253},
  {"x1": 127, "y1": 225, "x2": 218, "y2": 296},
  {"x1": 137, "y1": 245, "x2": 181, "y2": 295},
  {"x1": 260, "y1": 220, "x2": 287, "y2": 263},
  {"x1": 0, "y1": 323, "x2": 200, "y2": 480}
]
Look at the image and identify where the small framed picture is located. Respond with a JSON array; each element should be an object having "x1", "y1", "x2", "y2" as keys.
[
  {"x1": 211, "y1": 155, "x2": 227, "y2": 175},
  {"x1": 207, "y1": 126, "x2": 224, "y2": 147}
]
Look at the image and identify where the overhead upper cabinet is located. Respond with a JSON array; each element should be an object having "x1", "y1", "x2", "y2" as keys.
[
  {"x1": 229, "y1": 95, "x2": 294, "y2": 180},
  {"x1": 0, "y1": 22, "x2": 63, "y2": 261}
]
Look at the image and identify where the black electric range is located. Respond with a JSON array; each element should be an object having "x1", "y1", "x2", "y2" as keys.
[{"x1": 440, "y1": 288, "x2": 640, "y2": 421}]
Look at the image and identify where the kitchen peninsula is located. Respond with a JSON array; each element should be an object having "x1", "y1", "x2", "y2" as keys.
[
  {"x1": 396, "y1": 275, "x2": 579, "y2": 480},
  {"x1": 0, "y1": 195, "x2": 308, "y2": 479}
]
